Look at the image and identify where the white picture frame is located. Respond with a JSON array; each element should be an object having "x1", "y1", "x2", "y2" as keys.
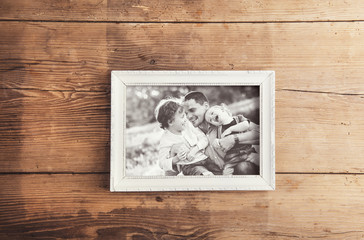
[{"x1": 110, "y1": 71, "x2": 275, "y2": 191}]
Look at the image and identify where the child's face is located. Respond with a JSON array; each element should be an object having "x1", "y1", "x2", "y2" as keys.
[
  {"x1": 169, "y1": 107, "x2": 187, "y2": 132},
  {"x1": 205, "y1": 106, "x2": 231, "y2": 126}
]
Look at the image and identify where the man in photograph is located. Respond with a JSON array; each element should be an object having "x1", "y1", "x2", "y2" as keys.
[{"x1": 182, "y1": 91, "x2": 259, "y2": 175}]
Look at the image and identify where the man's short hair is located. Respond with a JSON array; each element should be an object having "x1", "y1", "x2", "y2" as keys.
[{"x1": 183, "y1": 91, "x2": 208, "y2": 105}]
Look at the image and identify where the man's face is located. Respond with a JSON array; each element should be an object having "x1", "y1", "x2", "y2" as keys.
[{"x1": 183, "y1": 99, "x2": 209, "y2": 127}]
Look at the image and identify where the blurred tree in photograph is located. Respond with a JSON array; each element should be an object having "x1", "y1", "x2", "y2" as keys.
[
  {"x1": 126, "y1": 86, "x2": 188, "y2": 128},
  {"x1": 126, "y1": 86, "x2": 259, "y2": 128},
  {"x1": 125, "y1": 85, "x2": 260, "y2": 176}
]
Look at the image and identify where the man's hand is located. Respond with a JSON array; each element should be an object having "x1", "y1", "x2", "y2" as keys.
[
  {"x1": 218, "y1": 135, "x2": 235, "y2": 152},
  {"x1": 221, "y1": 129, "x2": 232, "y2": 138},
  {"x1": 223, "y1": 167, "x2": 234, "y2": 175},
  {"x1": 235, "y1": 130, "x2": 259, "y2": 145},
  {"x1": 221, "y1": 121, "x2": 250, "y2": 138}
]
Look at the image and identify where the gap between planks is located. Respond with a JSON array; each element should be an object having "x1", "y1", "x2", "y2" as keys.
[
  {"x1": 1, "y1": 87, "x2": 362, "y2": 97},
  {"x1": 0, "y1": 87, "x2": 108, "y2": 93},
  {"x1": 278, "y1": 89, "x2": 364, "y2": 97},
  {"x1": 1, "y1": 19, "x2": 364, "y2": 24},
  {"x1": 0, "y1": 172, "x2": 363, "y2": 175}
]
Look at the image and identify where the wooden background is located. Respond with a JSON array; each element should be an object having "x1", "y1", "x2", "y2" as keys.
[{"x1": 1, "y1": 1, "x2": 364, "y2": 239}]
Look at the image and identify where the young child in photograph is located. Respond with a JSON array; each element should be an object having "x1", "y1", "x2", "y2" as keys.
[
  {"x1": 204, "y1": 105, "x2": 260, "y2": 175},
  {"x1": 155, "y1": 98, "x2": 214, "y2": 176}
]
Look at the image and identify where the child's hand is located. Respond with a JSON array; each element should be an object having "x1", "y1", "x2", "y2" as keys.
[
  {"x1": 177, "y1": 145, "x2": 189, "y2": 162},
  {"x1": 186, "y1": 146, "x2": 198, "y2": 161},
  {"x1": 186, "y1": 153, "x2": 194, "y2": 162},
  {"x1": 213, "y1": 139, "x2": 223, "y2": 151},
  {"x1": 177, "y1": 151, "x2": 187, "y2": 162},
  {"x1": 170, "y1": 143, "x2": 184, "y2": 157},
  {"x1": 186, "y1": 151, "x2": 196, "y2": 162}
]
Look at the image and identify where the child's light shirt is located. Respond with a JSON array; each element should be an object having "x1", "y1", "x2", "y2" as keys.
[{"x1": 158, "y1": 121, "x2": 209, "y2": 172}]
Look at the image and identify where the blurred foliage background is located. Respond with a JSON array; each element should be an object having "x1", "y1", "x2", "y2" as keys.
[{"x1": 125, "y1": 86, "x2": 260, "y2": 176}]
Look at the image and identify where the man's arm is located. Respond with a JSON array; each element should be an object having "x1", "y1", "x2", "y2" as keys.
[
  {"x1": 221, "y1": 121, "x2": 250, "y2": 138},
  {"x1": 218, "y1": 130, "x2": 259, "y2": 152},
  {"x1": 236, "y1": 130, "x2": 259, "y2": 144}
]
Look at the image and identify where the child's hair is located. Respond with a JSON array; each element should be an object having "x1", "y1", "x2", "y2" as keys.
[
  {"x1": 209, "y1": 104, "x2": 232, "y2": 116},
  {"x1": 184, "y1": 91, "x2": 208, "y2": 105},
  {"x1": 154, "y1": 98, "x2": 182, "y2": 129}
]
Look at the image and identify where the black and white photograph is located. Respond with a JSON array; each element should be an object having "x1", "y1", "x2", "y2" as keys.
[
  {"x1": 125, "y1": 85, "x2": 260, "y2": 177},
  {"x1": 110, "y1": 71, "x2": 274, "y2": 191}
]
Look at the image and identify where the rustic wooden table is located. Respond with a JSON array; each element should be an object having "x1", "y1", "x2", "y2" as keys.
[{"x1": 1, "y1": 1, "x2": 364, "y2": 239}]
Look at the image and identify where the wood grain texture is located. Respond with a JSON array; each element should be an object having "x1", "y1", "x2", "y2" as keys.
[
  {"x1": 1, "y1": 0, "x2": 364, "y2": 238},
  {"x1": 0, "y1": 88, "x2": 110, "y2": 172},
  {"x1": 1, "y1": 0, "x2": 364, "y2": 22},
  {"x1": 1, "y1": 88, "x2": 363, "y2": 173},
  {"x1": 0, "y1": 174, "x2": 363, "y2": 239},
  {"x1": 276, "y1": 90, "x2": 364, "y2": 173},
  {"x1": 1, "y1": 22, "x2": 363, "y2": 93}
]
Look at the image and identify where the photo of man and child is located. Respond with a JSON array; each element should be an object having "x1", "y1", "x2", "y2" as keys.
[{"x1": 125, "y1": 86, "x2": 260, "y2": 177}]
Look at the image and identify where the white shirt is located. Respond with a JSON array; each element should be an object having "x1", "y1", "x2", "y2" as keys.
[{"x1": 158, "y1": 121, "x2": 209, "y2": 172}]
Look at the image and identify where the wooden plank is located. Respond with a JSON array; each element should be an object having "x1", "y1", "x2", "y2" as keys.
[
  {"x1": 0, "y1": 22, "x2": 109, "y2": 92},
  {"x1": 1, "y1": 88, "x2": 364, "y2": 173},
  {"x1": 1, "y1": 0, "x2": 364, "y2": 22},
  {"x1": 1, "y1": 22, "x2": 363, "y2": 93},
  {"x1": 276, "y1": 90, "x2": 364, "y2": 173},
  {"x1": 0, "y1": 174, "x2": 363, "y2": 239},
  {"x1": 0, "y1": 88, "x2": 110, "y2": 172}
]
